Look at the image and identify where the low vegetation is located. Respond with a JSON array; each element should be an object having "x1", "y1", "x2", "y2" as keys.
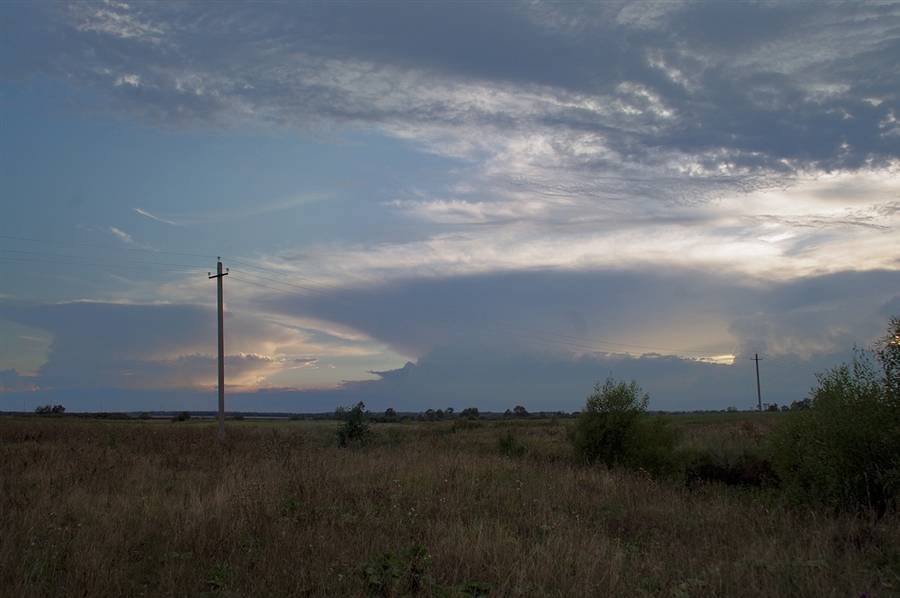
[
  {"x1": 2, "y1": 412, "x2": 897, "y2": 597},
  {"x1": 2, "y1": 318, "x2": 896, "y2": 596}
]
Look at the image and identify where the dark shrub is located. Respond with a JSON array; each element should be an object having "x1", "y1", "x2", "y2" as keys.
[
  {"x1": 570, "y1": 376, "x2": 682, "y2": 477},
  {"x1": 337, "y1": 401, "x2": 373, "y2": 448},
  {"x1": 770, "y1": 316, "x2": 900, "y2": 513}
]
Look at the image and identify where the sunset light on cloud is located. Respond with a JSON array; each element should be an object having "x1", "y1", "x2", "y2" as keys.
[{"x1": 1, "y1": 1, "x2": 897, "y2": 413}]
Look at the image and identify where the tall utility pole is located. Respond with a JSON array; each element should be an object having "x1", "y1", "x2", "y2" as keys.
[
  {"x1": 754, "y1": 352, "x2": 762, "y2": 418},
  {"x1": 209, "y1": 259, "x2": 228, "y2": 441}
]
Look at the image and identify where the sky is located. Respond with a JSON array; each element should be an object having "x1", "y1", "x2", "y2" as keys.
[{"x1": 1, "y1": 0, "x2": 898, "y2": 414}]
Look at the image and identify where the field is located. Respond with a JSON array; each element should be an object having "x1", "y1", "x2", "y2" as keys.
[{"x1": 1, "y1": 415, "x2": 897, "y2": 597}]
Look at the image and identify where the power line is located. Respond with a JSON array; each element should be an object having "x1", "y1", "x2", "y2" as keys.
[
  {"x1": 0, "y1": 254, "x2": 207, "y2": 273},
  {"x1": 0, "y1": 235, "x2": 216, "y2": 259},
  {"x1": 0, "y1": 249, "x2": 208, "y2": 270}
]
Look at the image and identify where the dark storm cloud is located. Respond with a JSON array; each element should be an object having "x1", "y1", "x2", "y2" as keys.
[
  {"x1": 0, "y1": 301, "x2": 312, "y2": 391},
  {"x1": 257, "y1": 342, "x2": 848, "y2": 414},
  {"x1": 249, "y1": 267, "x2": 899, "y2": 363}
]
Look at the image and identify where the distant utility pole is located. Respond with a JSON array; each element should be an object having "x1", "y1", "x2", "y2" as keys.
[
  {"x1": 754, "y1": 352, "x2": 762, "y2": 418},
  {"x1": 209, "y1": 259, "x2": 228, "y2": 441}
]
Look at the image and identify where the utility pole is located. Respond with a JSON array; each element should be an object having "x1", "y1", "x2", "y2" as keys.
[
  {"x1": 754, "y1": 352, "x2": 762, "y2": 419},
  {"x1": 209, "y1": 259, "x2": 228, "y2": 441}
]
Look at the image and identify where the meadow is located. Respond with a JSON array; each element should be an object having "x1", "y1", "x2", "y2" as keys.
[{"x1": 1, "y1": 414, "x2": 897, "y2": 597}]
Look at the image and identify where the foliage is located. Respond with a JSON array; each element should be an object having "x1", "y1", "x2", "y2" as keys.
[
  {"x1": 770, "y1": 316, "x2": 900, "y2": 513},
  {"x1": 1, "y1": 416, "x2": 897, "y2": 596},
  {"x1": 361, "y1": 543, "x2": 491, "y2": 598},
  {"x1": 337, "y1": 401, "x2": 374, "y2": 448},
  {"x1": 570, "y1": 376, "x2": 682, "y2": 477},
  {"x1": 459, "y1": 407, "x2": 480, "y2": 420},
  {"x1": 34, "y1": 405, "x2": 65, "y2": 414},
  {"x1": 497, "y1": 429, "x2": 527, "y2": 457},
  {"x1": 684, "y1": 421, "x2": 779, "y2": 489},
  {"x1": 361, "y1": 543, "x2": 433, "y2": 597},
  {"x1": 171, "y1": 411, "x2": 191, "y2": 422}
]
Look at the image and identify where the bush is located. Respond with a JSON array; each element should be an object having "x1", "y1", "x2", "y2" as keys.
[
  {"x1": 770, "y1": 316, "x2": 900, "y2": 513},
  {"x1": 570, "y1": 376, "x2": 682, "y2": 477},
  {"x1": 497, "y1": 429, "x2": 527, "y2": 457},
  {"x1": 459, "y1": 407, "x2": 480, "y2": 420},
  {"x1": 337, "y1": 401, "x2": 374, "y2": 448},
  {"x1": 171, "y1": 411, "x2": 191, "y2": 422}
]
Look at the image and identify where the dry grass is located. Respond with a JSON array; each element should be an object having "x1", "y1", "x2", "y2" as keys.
[{"x1": 1, "y1": 416, "x2": 897, "y2": 597}]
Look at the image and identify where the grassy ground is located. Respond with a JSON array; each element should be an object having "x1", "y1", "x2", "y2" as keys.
[{"x1": 1, "y1": 416, "x2": 897, "y2": 597}]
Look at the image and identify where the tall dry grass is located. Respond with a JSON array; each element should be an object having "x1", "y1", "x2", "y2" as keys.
[{"x1": 1, "y1": 416, "x2": 897, "y2": 597}]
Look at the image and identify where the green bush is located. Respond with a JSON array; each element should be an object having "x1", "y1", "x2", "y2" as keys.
[
  {"x1": 770, "y1": 316, "x2": 900, "y2": 513},
  {"x1": 497, "y1": 428, "x2": 527, "y2": 457},
  {"x1": 336, "y1": 401, "x2": 374, "y2": 448},
  {"x1": 570, "y1": 376, "x2": 682, "y2": 477}
]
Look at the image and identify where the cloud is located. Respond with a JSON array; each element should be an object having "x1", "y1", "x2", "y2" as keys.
[
  {"x1": 0, "y1": 369, "x2": 41, "y2": 392},
  {"x1": 4, "y1": 2, "x2": 896, "y2": 185},
  {"x1": 252, "y1": 170, "x2": 897, "y2": 289},
  {"x1": 238, "y1": 265, "x2": 899, "y2": 366},
  {"x1": 2, "y1": 266, "x2": 894, "y2": 411},
  {"x1": 108, "y1": 226, "x2": 133, "y2": 244},
  {"x1": 275, "y1": 342, "x2": 847, "y2": 414},
  {"x1": 133, "y1": 193, "x2": 330, "y2": 227},
  {"x1": 0, "y1": 300, "x2": 328, "y2": 392}
]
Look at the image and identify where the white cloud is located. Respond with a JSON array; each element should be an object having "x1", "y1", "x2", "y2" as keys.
[{"x1": 108, "y1": 226, "x2": 133, "y2": 244}]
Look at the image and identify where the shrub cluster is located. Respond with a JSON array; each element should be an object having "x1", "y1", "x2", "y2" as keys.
[
  {"x1": 770, "y1": 316, "x2": 900, "y2": 513},
  {"x1": 336, "y1": 401, "x2": 374, "y2": 448},
  {"x1": 569, "y1": 376, "x2": 682, "y2": 477}
]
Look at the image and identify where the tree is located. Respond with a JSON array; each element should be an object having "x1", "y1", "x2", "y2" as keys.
[
  {"x1": 337, "y1": 401, "x2": 373, "y2": 448},
  {"x1": 35, "y1": 404, "x2": 65, "y2": 414},
  {"x1": 513, "y1": 405, "x2": 529, "y2": 418},
  {"x1": 570, "y1": 376, "x2": 681, "y2": 477},
  {"x1": 770, "y1": 316, "x2": 900, "y2": 513},
  {"x1": 460, "y1": 407, "x2": 480, "y2": 420}
]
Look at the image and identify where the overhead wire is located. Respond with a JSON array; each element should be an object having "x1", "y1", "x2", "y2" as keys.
[
  {"x1": 0, "y1": 235, "x2": 217, "y2": 259},
  {"x1": 0, "y1": 248, "x2": 209, "y2": 271}
]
